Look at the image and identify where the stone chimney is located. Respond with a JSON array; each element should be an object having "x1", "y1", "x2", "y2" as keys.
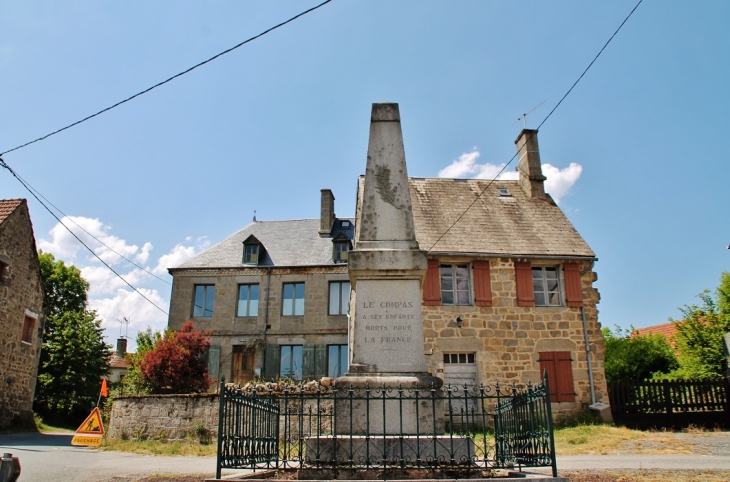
[
  {"x1": 319, "y1": 189, "x2": 336, "y2": 236},
  {"x1": 515, "y1": 129, "x2": 547, "y2": 200},
  {"x1": 116, "y1": 338, "x2": 127, "y2": 358}
]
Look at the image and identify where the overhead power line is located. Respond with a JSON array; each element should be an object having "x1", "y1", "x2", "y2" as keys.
[
  {"x1": 0, "y1": 0, "x2": 333, "y2": 156},
  {"x1": 426, "y1": 0, "x2": 643, "y2": 252},
  {"x1": 10, "y1": 168, "x2": 172, "y2": 285},
  {"x1": 0, "y1": 156, "x2": 169, "y2": 316}
]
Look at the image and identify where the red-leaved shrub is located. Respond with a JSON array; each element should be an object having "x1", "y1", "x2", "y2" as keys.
[{"x1": 140, "y1": 321, "x2": 213, "y2": 393}]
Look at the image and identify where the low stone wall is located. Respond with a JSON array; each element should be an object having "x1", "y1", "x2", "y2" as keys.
[{"x1": 108, "y1": 394, "x2": 219, "y2": 441}]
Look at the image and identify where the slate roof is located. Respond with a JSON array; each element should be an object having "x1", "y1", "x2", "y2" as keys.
[
  {"x1": 0, "y1": 199, "x2": 24, "y2": 224},
  {"x1": 174, "y1": 218, "x2": 355, "y2": 269},
  {"x1": 408, "y1": 178, "x2": 595, "y2": 258}
]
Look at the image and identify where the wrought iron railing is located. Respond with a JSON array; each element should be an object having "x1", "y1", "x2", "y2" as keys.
[{"x1": 216, "y1": 374, "x2": 556, "y2": 479}]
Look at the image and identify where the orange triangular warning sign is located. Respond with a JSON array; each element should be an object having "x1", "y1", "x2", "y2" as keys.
[{"x1": 75, "y1": 407, "x2": 105, "y2": 435}]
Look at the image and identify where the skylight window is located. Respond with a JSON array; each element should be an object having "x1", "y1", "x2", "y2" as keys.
[{"x1": 498, "y1": 188, "x2": 512, "y2": 197}]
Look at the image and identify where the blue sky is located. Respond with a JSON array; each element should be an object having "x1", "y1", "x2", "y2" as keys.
[{"x1": 1, "y1": 1, "x2": 728, "y2": 349}]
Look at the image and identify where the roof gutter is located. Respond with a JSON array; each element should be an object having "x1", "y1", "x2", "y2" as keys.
[{"x1": 425, "y1": 252, "x2": 598, "y2": 262}]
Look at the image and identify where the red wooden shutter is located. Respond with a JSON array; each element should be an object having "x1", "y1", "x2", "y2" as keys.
[
  {"x1": 472, "y1": 260, "x2": 492, "y2": 307},
  {"x1": 555, "y1": 351, "x2": 576, "y2": 402},
  {"x1": 423, "y1": 259, "x2": 441, "y2": 306},
  {"x1": 514, "y1": 261, "x2": 534, "y2": 307},
  {"x1": 564, "y1": 263, "x2": 583, "y2": 308},
  {"x1": 538, "y1": 351, "x2": 575, "y2": 403},
  {"x1": 538, "y1": 351, "x2": 558, "y2": 400}
]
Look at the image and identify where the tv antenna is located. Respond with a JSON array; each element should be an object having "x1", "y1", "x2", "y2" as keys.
[
  {"x1": 117, "y1": 317, "x2": 130, "y2": 339},
  {"x1": 514, "y1": 101, "x2": 546, "y2": 129}
]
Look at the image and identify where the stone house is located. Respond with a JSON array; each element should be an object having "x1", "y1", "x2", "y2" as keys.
[
  {"x1": 394, "y1": 128, "x2": 606, "y2": 410},
  {"x1": 166, "y1": 119, "x2": 605, "y2": 412},
  {"x1": 167, "y1": 190, "x2": 353, "y2": 384},
  {"x1": 0, "y1": 199, "x2": 45, "y2": 427},
  {"x1": 109, "y1": 337, "x2": 131, "y2": 383}
]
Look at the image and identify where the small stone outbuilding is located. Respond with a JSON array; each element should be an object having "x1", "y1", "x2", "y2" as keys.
[{"x1": 0, "y1": 199, "x2": 45, "y2": 427}]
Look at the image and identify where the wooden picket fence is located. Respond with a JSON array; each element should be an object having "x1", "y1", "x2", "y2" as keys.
[{"x1": 608, "y1": 378, "x2": 730, "y2": 430}]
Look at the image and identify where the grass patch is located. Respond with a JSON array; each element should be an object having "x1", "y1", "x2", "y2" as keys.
[
  {"x1": 554, "y1": 424, "x2": 643, "y2": 455},
  {"x1": 99, "y1": 437, "x2": 217, "y2": 457}
]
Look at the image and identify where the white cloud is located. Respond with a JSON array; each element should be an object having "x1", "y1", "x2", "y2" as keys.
[
  {"x1": 39, "y1": 218, "x2": 206, "y2": 351},
  {"x1": 438, "y1": 150, "x2": 582, "y2": 203},
  {"x1": 542, "y1": 162, "x2": 582, "y2": 204},
  {"x1": 153, "y1": 243, "x2": 200, "y2": 276}
]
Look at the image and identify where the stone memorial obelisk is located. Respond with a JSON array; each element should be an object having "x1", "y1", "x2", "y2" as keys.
[{"x1": 335, "y1": 102, "x2": 443, "y2": 435}]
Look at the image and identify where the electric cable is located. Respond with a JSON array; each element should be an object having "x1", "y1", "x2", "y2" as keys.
[
  {"x1": 426, "y1": 0, "x2": 643, "y2": 252},
  {"x1": 9, "y1": 168, "x2": 172, "y2": 285},
  {"x1": 0, "y1": 156, "x2": 169, "y2": 316},
  {"x1": 0, "y1": 0, "x2": 333, "y2": 156}
]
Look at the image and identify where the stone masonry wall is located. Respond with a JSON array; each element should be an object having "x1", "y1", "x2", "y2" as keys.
[
  {"x1": 0, "y1": 201, "x2": 45, "y2": 427},
  {"x1": 422, "y1": 257, "x2": 606, "y2": 418},
  {"x1": 168, "y1": 266, "x2": 349, "y2": 382},
  {"x1": 108, "y1": 394, "x2": 219, "y2": 441}
]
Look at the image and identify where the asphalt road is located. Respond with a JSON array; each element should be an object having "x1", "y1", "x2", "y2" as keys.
[
  {"x1": 2, "y1": 432, "x2": 729, "y2": 481},
  {"x1": 0, "y1": 432, "x2": 236, "y2": 482}
]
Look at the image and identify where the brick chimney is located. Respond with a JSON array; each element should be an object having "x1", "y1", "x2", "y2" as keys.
[
  {"x1": 515, "y1": 129, "x2": 547, "y2": 200},
  {"x1": 319, "y1": 189, "x2": 335, "y2": 236},
  {"x1": 116, "y1": 338, "x2": 127, "y2": 358}
]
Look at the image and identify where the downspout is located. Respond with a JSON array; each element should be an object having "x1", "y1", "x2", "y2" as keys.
[
  {"x1": 261, "y1": 267, "x2": 272, "y2": 375},
  {"x1": 581, "y1": 306, "x2": 596, "y2": 405}
]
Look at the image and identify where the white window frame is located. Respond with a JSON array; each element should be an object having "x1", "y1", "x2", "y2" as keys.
[
  {"x1": 439, "y1": 264, "x2": 472, "y2": 305},
  {"x1": 282, "y1": 282, "x2": 305, "y2": 316},
  {"x1": 237, "y1": 284, "x2": 259, "y2": 317},
  {"x1": 327, "y1": 344, "x2": 348, "y2": 378},
  {"x1": 328, "y1": 281, "x2": 350, "y2": 315},
  {"x1": 280, "y1": 345, "x2": 303, "y2": 380},
  {"x1": 193, "y1": 284, "x2": 216, "y2": 317},
  {"x1": 532, "y1": 266, "x2": 562, "y2": 306}
]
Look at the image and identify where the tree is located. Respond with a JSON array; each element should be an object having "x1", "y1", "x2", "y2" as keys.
[
  {"x1": 602, "y1": 326, "x2": 678, "y2": 381},
  {"x1": 667, "y1": 272, "x2": 730, "y2": 380},
  {"x1": 119, "y1": 327, "x2": 166, "y2": 395},
  {"x1": 35, "y1": 252, "x2": 111, "y2": 424},
  {"x1": 140, "y1": 321, "x2": 212, "y2": 393}
]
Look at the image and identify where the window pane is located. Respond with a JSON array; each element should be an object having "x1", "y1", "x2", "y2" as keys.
[
  {"x1": 547, "y1": 278, "x2": 559, "y2": 292},
  {"x1": 451, "y1": 354, "x2": 458, "y2": 364},
  {"x1": 442, "y1": 291, "x2": 454, "y2": 305},
  {"x1": 249, "y1": 285, "x2": 259, "y2": 316},
  {"x1": 545, "y1": 267, "x2": 558, "y2": 279},
  {"x1": 456, "y1": 265, "x2": 469, "y2": 278},
  {"x1": 193, "y1": 286, "x2": 205, "y2": 317},
  {"x1": 340, "y1": 281, "x2": 350, "y2": 315},
  {"x1": 328, "y1": 346, "x2": 339, "y2": 377},
  {"x1": 280, "y1": 346, "x2": 291, "y2": 377},
  {"x1": 548, "y1": 291, "x2": 560, "y2": 306},
  {"x1": 329, "y1": 283, "x2": 339, "y2": 315},
  {"x1": 441, "y1": 276, "x2": 453, "y2": 292},
  {"x1": 457, "y1": 291, "x2": 470, "y2": 305},
  {"x1": 459, "y1": 353, "x2": 466, "y2": 364},
  {"x1": 237, "y1": 285, "x2": 248, "y2": 317},
  {"x1": 468, "y1": 353, "x2": 475, "y2": 364},
  {"x1": 340, "y1": 345, "x2": 348, "y2": 376},
  {"x1": 292, "y1": 346, "x2": 303, "y2": 380},
  {"x1": 204, "y1": 286, "x2": 215, "y2": 316},
  {"x1": 294, "y1": 283, "x2": 305, "y2": 315},
  {"x1": 534, "y1": 292, "x2": 546, "y2": 306},
  {"x1": 443, "y1": 354, "x2": 450, "y2": 363}
]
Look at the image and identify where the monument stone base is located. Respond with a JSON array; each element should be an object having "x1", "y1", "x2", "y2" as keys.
[
  {"x1": 304, "y1": 434, "x2": 476, "y2": 466},
  {"x1": 334, "y1": 374, "x2": 445, "y2": 435}
]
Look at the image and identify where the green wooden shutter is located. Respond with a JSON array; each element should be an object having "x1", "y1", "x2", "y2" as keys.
[
  {"x1": 314, "y1": 345, "x2": 327, "y2": 379},
  {"x1": 264, "y1": 344, "x2": 279, "y2": 380},
  {"x1": 208, "y1": 345, "x2": 221, "y2": 381}
]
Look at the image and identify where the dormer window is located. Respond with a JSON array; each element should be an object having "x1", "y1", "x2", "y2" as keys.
[
  {"x1": 242, "y1": 235, "x2": 264, "y2": 265},
  {"x1": 244, "y1": 244, "x2": 259, "y2": 264},
  {"x1": 335, "y1": 242, "x2": 349, "y2": 262},
  {"x1": 332, "y1": 233, "x2": 351, "y2": 263}
]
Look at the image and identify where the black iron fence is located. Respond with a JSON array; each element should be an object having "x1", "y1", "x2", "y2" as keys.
[
  {"x1": 216, "y1": 375, "x2": 557, "y2": 479},
  {"x1": 608, "y1": 378, "x2": 730, "y2": 430}
]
